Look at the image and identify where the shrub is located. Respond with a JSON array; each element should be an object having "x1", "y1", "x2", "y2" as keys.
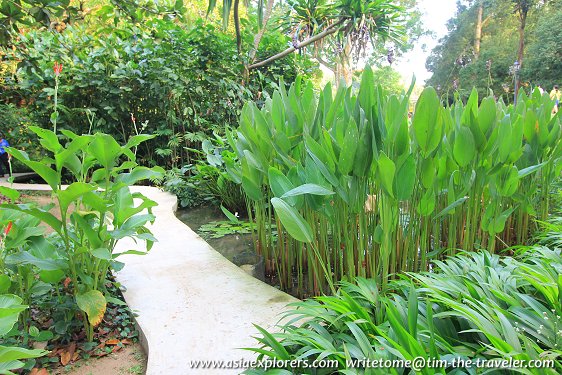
[
  {"x1": 0, "y1": 104, "x2": 43, "y2": 172},
  {"x1": 244, "y1": 246, "x2": 562, "y2": 374},
  {"x1": 223, "y1": 68, "x2": 561, "y2": 296}
]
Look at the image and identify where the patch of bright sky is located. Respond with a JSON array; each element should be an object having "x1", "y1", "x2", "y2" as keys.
[{"x1": 394, "y1": 0, "x2": 458, "y2": 86}]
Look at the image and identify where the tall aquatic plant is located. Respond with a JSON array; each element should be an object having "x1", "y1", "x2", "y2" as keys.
[{"x1": 225, "y1": 68, "x2": 562, "y2": 297}]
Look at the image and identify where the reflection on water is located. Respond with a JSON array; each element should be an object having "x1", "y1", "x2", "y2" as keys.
[{"x1": 176, "y1": 206, "x2": 263, "y2": 279}]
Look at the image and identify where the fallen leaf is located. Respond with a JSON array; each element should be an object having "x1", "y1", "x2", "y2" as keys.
[
  {"x1": 105, "y1": 339, "x2": 120, "y2": 345},
  {"x1": 121, "y1": 339, "x2": 132, "y2": 345},
  {"x1": 60, "y1": 351, "x2": 71, "y2": 366},
  {"x1": 30, "y1": 369, "x2": 49, "y2": 375},
  {"x1": 111, "y1": 345, "x2": 122, "y2": 353},
  {"x1": 68, "y1": 342, "x2": 77, "y2": 358},
  {"x1": 72, "y1": 352, "x2": 80, "y2": 361},
  {"x1": 63, "y1": 277, "x2": 72, "y2": 288}
]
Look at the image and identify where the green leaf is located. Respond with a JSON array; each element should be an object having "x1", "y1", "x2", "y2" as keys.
[
  {"x1": 270, "y1": 198, "x2": 313, "y2": 243},
  {"x1": 376, "y1": 153, "x2": 395, "y2": 198},
  {"x1": 116, "y1": 166, "x2": 165, "y2": 186},
  {"x1": 453, "y1": 127, "x2": 475, "y2": 167},
  {"x1": 220, "y1": 205, "x2": 239, "y2": 223},
  {"x1": 6, "y1": 252, "x2": 65, "y2": 271},
  {"x1": 268, "y1": 167, "x2": 294, "y2": 198},
  {"x1": 338, "y1": 119, "x2": 359, "y2": 175},
  {"x1": 281, "y1": 184, "x2": 334, "y2": 198},
  {"x1": 412, "y1": 87, "x2": 442, "y2": 156},
  {"x1": 0, "y1": 205, "x2": 63, "y2": 235},
  {"x1": 395, "y1": 155, "x2": 416, "y2": 201},
  {"x1": 58, "y1": 182, "x2": 96, "y2": 214},
  {"x1": 433, "y1": 197, "x2": 469, "y2": 221},
  {"x1": 0, "y1": 188, "x2": 19, "y2": 202},
  {"x1": 88, "y1": 134, "x2": 122, "y2": 170},
  {"x1": 76, "y1": 290, "x2": 106, "y2": 327},
  {"x1": 518, "y1": 163, "x2": 545, "y2": 178},
  {"x1": 7, "y1": 149, "x2": 60, "y2": 190},
  {"x1": 0, "y1": 277, "x2": 10, "y2": 295},
  {"x1": 0, "y1": 295, "x2": 26, "y2": 336},
  {"x1": 91, "y1": 248, "x2": 112, "y2": 261},
  {"x1": 0, "y1": 345, "x2": 47, "y2": 363},
  {"x1": 418, "y1": 188, "x2": 435, "y2": 216},
  {"x1": 125, "y1": 134, "x2": 156, "y2": 150},
  {"x1": 241, "y1": 176, "x2": 263, "y2": 201}
]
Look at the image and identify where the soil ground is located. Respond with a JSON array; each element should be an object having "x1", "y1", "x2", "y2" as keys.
[{"x1": 52, "y1": 343, "x2": 146, "y2": 375}]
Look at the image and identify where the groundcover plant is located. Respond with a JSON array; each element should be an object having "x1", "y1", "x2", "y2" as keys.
[
  {"x1": 223, "y1": 67, "x2": 561, "y2": 297},
  {"x1": 243, "y1": 246, "x2": 562, "y2": 374}
]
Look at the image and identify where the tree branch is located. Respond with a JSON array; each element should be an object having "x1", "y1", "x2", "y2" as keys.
[
  {"x1": 316, "y1": 55, "x2": 336, "y2": 72},
  {"x1": 248, "y1": 19, "x2": 346, "y2": 70},
  {"x1": 248, "y1": 0, "x2": 275, "y2": 64}
]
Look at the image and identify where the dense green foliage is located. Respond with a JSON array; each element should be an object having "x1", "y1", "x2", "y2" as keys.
[
  {"x1": 244, "y1": 245, "x2": 562, "y2": 374},
  {"x1": 427, "y1": 0, "x2": 561, "y2": 101},
  {"x1": 0, "y1": 2, "x2": 318, "y2": 170},
  {"x1": 0, "y1": 127, "x2": 163, "y2": 344},
  {"x1": 222, "y1": 68, "x2": 561, "y2": 297}
]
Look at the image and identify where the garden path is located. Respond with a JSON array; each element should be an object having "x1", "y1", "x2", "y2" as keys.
[{"x1": 0, "y1": 182, "x2": 298, "y2": 374}]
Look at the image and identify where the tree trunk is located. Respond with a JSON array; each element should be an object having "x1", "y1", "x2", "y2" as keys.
[
  {"x1": 474, "y1": 2, "x2": 483, "y2": 59},
  {"x1": 248, "y1": 0, "x2": 275, "y2": 64},
  {"x1": 233, "y1": 0, "x2": 242, "y2": 55},
  {"x1": 336, "y1": 38, "x2": 352, "y2": 87},
  {"x1": 515, "y1": 10, "x2": 527, "y2": 99}
]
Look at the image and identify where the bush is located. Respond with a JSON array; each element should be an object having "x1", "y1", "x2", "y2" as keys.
[
  {"x1": 0, "y1": 104, "x2": 43, "y2": 172},
  {"x1": 245, "y1": 246, "x2": 562, "y2": 374},
  {"x1": 2, "y1": 14, "x2": 318, "y2": 169}
]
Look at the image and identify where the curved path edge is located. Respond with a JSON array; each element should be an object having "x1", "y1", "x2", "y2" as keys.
[{"x1": 1, "y1": 183, "x2": 298, "y2": 374}]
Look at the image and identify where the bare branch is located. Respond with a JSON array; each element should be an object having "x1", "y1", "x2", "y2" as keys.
[{"x1": 248, "y1": 19, "x2": 345, "y2": 70}]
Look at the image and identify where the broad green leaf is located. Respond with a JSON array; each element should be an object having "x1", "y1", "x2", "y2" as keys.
[
  {"x1": 270, "y1": 198, "x2": 312, "y2": 243},
  {"x1": 376, "y1": 153, "x2": 395, "y2": 198},
  {"x1": 478, "y1": 97, "x2": 497, "y2": 135},
  {"x1": 281, "y1": 184, "x2": 334, "y2": 198},
  {"x1": 0, "y1": 188, "x2": 19, "y2": 202},
  {"x1": 412, "y1": 87, "x2": 442, "y2": 156},
  {"x1": 116, "y1": 166, "x2": 165, "y2": 186},
  {"x1": 125, "y1": 134, "x2": 156, "y2": 150},
  {"x1": 0, "y1": 345, "x2": 47, "y2": 363},
  {"x1": 338, "y1": 118, "x2": 359, "y2": 175},
  {"x1": 29, "y1": 126, "x2": 61, "y2": 152},
  {"x1": 453, "y1": 127, "x2": 475, "y2": 167},
  {"x1": 58, "y1": 182, "x2": 96, "y2": 214},
  {"x1": 268, "y1": 167, "x2": 294, "y2": 198},
  {"x1": 0, "y1": 295, "x2": 26, "y2": 336},
  {"x1": 7, "y1": 149, "x2": 60, "y2": 190},
  {"x1": 220, "y1": 205, "x2": 239, "y2": 223},
  {"x1": 6, "y1": 251, "x2": 66, "y2": 271},
  {"x1": 76, "y1": 290, "x2": 106, "y2": 327},
  {"x1": 0, "y1": 277, "x2": 10, "y2": 295},
  {"x1": 0, "y1": 205, "x2": 62, "y2": 235},
  {"x1": 91, "y1": 248, "x2": 112, "y2": 261},
  {"x1": 518, "y1": 163, "x2": 545, "y2": 178},
  {"x1": 418, "y1": 188, "x2": 436, "y2": 216},
  {"x1": 241, "y1": 176, "x2": 263, "y2": 201},
  {"x1": 395, "y1": 155, "x2": 416, "y2": 201},
  {"x1": 88, "y1": 134, "x2": 122, "y2": 170},
  {"x1": 433, "y1": 197, "x2": 469, "y2": 220}
]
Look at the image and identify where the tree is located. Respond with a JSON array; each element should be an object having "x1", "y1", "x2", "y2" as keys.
[
  {"x1": 208, "y1": 0, "x2": 406, "y2": 83},
  {"x1": 522, "y1": 0, "x2": 562, "y2": 89},
  {"x1": 426, "y1": 0, "x2": 556, "y2": 102}
]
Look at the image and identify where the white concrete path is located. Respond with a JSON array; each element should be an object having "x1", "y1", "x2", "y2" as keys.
[{"x1": 0, "y1": 182, "x2": 298, "y2": 374}]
